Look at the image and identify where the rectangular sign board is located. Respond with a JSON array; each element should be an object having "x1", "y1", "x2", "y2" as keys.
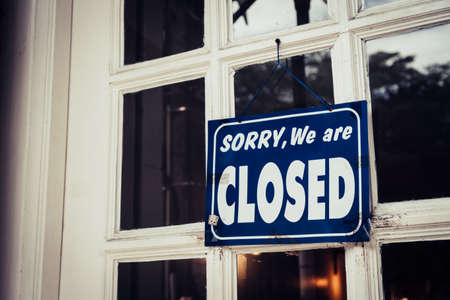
[{"x1": 205, "y1": 100, "x2": 370, "y2": 246}]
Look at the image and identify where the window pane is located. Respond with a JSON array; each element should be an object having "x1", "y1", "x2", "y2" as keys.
[
  {"x1": 237, "y1": 249, "x2": 346, "y2": 300},
  {"x1": 124, "y1": 0, "x2": 204, "y2": 65},
  {"x1": 118, "y1": 258, "x2": 206, "y2": 300},
  {"x1": 120, "y1": 79, "x2": 205, "y2": 229},
  {"x1": 382, "y1": 240, "x2": 450, "y2": 300},
  {"x1": 233, "y1": 0, "x2": 328, "y2": 40},
  {"x1": 367, "y1": 24, "x2": 450, "y2": 202},
  {"x1": 234, "y1": 50, "x2": 333, "y2": 116},
  {"x1": 365, "y1": 0, "x2": 399, "y2": 8}
]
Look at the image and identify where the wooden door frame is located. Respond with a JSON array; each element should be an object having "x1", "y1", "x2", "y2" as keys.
[{"x1": 8, "y1": 0, "x2": 73, "y2": 299}]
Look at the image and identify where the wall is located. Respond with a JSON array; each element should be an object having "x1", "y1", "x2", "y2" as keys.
[{"x1": 0, "y1": 0, "x2": 34, "y2": 299}]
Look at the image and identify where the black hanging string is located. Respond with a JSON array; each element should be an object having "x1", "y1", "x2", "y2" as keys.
[{"x1": 240, "y1": 38, "x2": 332, "y2": 118}]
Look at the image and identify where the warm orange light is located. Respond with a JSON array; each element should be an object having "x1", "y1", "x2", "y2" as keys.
[
  {"x1": 400, "y1": 298, "x2": 408, "y2": 300},
  {"x1": 237, "y1": 255, "x2": 247, "y2": 280},
  {"x1": 315, "y1": 278, "x2": 329, "y2": 287},
  {"x1": 330, "y1": 273, "x2": 342, "y2": 300},
  {"x1": 328, "y1": 252, "x2": 343, "y2": 300}
]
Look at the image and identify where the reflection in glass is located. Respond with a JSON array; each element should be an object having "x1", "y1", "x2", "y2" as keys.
[
  {"x1": 367, "y1": 24, "x2": 450, "y2": 202},
  {"x1": 382, "y1": 240, "x2": 450, "y2": 300},
  {"x1": 124, "y1": 0, "x2": 204, "y2": 65},
  {"x1": 238, "y1": 249, "x2": 346, "y2": 300},
  {"x1": 233, "y1": 0, "x2": 328, "y2": 40},
  {"x1": 366, "y1": 0, "x2": 399, "y2": 8},
  {"x1": 118, "y1": 259, "x2": 206, "y2": 300},
  {"x1": 235, "y1": 50, "x2": 333, "y2": 116},
  {"x1": 120, "y1": 79, "x2": 205, "y2": 230}
]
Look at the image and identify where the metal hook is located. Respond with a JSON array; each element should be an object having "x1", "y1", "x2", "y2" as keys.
[
  {"x1": 239, "y1": 37, "x2": 332, "y2": 118},
  {"x1": 275, "y1": 38, "x2": 281, "y2": 64}
]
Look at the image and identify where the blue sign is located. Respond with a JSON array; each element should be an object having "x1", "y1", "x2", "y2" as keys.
[{"x1": 205, "y1": 100, "x2": 370, "y2": 246}]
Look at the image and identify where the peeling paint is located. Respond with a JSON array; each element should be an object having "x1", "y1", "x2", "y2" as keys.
[{"x1": 371, "y1": 214, "x2": 400, "y2": 228}]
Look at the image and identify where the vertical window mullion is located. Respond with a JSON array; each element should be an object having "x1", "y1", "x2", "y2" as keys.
[
  {"x1": 206, "y1": 2, "x2": 236, "y2": 300},
  {"x1": 206, "y1": 248, "x2": 235, "y2": 300},
  {"x1": 332, "y1": 24, "x2": 381, "y2": 210},
  {"x1": 331, "y1": 5, "x2": 379, "y2": 297},
  {"x1": 366, "y1": 240, "x2": 384, "y2": 300},
  {"x1": 224, "y1": 249, "x2": 236, "y2": 300},
  {"x1": 345, "y1": 245, "x2": 371, "y2": 299},
  {"x1": 331, "y1": 31, "x2": 365, "y2": 103},
  {"x1": 207, "y1": 248, "x2": 222, "y2": 300},
  {"x1": 327, "y1": 0, "x2": 354, "y2": 22}
]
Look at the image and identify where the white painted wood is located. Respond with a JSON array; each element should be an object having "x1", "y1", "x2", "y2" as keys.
[
  {"x1": 111, "y1": 0, "x2": 122, "y2": 74},
  {"x1": 106, "y1": 88, "x2": 121, "y2": 241},
  {"x1": 230, "y1": 250, "x2": 238, "y2": 300},
  {"x1": 1, "y1": 0, "x2": 42, "y2": 299},
  {"x1": 218, "y1": 0, "x2": 231, "y2": 49},
  {"x1": 365, "y1": 199, "x2": 450, "y2": 300},
  {"x1": 350, "y1": 0, "x2": 364, "y2": 18},
  {"x1": 231, "y1": 242, "x2": 344, "y2": 254},
  {"x1": 117, "y1": 48, "x2": 211, "y2": 76},
  {"x1": 327, "y1": 0, "x2": 353, "y2": 22},
  {"x1": 206, "y1": 248, "x2": 229, "y2": 300},
  {"x1": 20, "y1": 0, "x2": 57, "y2": 297},
  {"x1": 107, "y1": 70, "x2": 208, "y2": 241},
  {"x1": 345, "y1": 245, "x2": 371, "y2": 300},
  {"x1": 0, "y1": 0, "x2": 73, "y2": 298},
  {"x1": 59, "y1": 0, "x2": 112, "y2": 298},
  {"x1": 222, "y1": 22, "x2": 339, "y2": 62},
  {"x1": 108, "y1": 222, "x2": 204, "y2": 242},
  {"x1": 111, "y1": 0, "x2": 210, "y2": 74},
  {"x1": 227, "y1": 1, "x2": 336, "y2": 45},
  {"x1": 5, "y1": 0, "x2": 72, "y2": 299},
  {"x1": 40, "y1": 0, "x2": 72, "y2": 299},
  {"x1": 331, "y1": 32, "x2": 360, "y2": 102},
  {"x1": 104, "y1": 255, "x2": 116, "y2": 300},
  {"x1": 372, "y1": 198, "x2": 450, "y2": 243},
  {"x1": 364, "y1": 240, "x2": 383, "y2": 300},
  {"x1": 222, "y1": 249, "x2": 235, "y2": 300},
  {"x1": 105, "y1": 247, "x2": 207, "y2": 300},
  {"x1": 109, "y1": 59, "x2": 209, "y2": 90},
  {"x1": 351, "y1": 0, "x2": 450, "y2": 39},
  {"x1": 106, "y1": 247, "x2": 207, "y2": 262},
  {"x1": 204, "y1": 0, "x2": 213, "y2": 53},
  {"x1": 330, "y1": 26, "x2": 380, "y2": 215},
  {"x1": 330, "y1": 17, "x2": 372, "y2": 300},
  {"x1": 224, "y1": 0, "x2": 233, "y2": 44},
  {"x1": 354, "y1": 33, "x2": 381, "y2": 210},
  {"x1": 4, "y1": 0, "x2": 450, "y2": 299},
  {"x1": 222, "y1": 62, "x2": 236, "y2": 118},
  {"x1": 59, "y1": 0, "x2": 450, "y2": 299}
]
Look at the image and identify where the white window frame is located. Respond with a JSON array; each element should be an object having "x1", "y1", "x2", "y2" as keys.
[{"x1": 104, "y1": 1, "x2": 450, "y2": 300}]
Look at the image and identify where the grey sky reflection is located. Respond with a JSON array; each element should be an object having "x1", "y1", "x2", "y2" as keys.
[
  {"x1": 233, "y1": 0, "x2": 328, "y2": 40},
  {"x1": 367, "y1": 23, "x2": 450, "y2": 71},
  {"x1": 366, "y1": 0, "x2": 398, "y2": 8},
  {"x1": 232, "y1": 1, "x2": 450, "y2": 72}
]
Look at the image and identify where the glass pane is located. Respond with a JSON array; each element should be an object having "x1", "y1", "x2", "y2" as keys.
[
  {"x1": 365, "y1": 0, "x2": 399, "y2": 8},
  {"x1": 120, "y1": 79, "x2": 205, "y2": 229},
  {"x1": 382, "y1": 240, "x2": 450, "y2": 300},
  {"x1": 235, "y1": 50, "x2": 333, "y2": 116},
  {"x1": 233, "y1": 0, "x2": 328, "y2": 40},
  {"x1": 118, "y1": 258, "x2": 206, "y2": 300},
  {"x1": 367, "y1": 24, "x2": 450, "y2": 202},
  {"x1": 124, "y1": 0, "x2": 204, "y2": 65},
  {"x1": 238, "y1": 249, "x2": 346, "y2": 300}
]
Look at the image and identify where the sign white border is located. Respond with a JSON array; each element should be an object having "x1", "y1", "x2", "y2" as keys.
[{"x1": 210, "y1": 108, "x2": 362, "y2": 241}]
